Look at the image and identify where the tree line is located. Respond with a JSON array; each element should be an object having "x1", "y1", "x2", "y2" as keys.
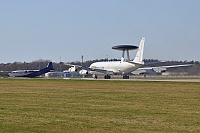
[{"x1": 0, "y1": 59, "x2": 200, "y2": 77}]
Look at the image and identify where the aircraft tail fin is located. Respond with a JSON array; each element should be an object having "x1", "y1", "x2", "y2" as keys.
[
  {"x1": 36, "y1": 62, "x2": 54, "y2": 76},
  {"x1": 133, "y1": 38, "x2": 145, "y2": 64},
  {"x1": 47, "y1": 62, "x2": 54, "y2": 70},
  {"x1": 22, "y1": 62, "x2": 54, "y2": 78}
]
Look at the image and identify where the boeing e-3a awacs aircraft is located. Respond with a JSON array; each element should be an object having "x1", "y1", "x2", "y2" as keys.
[
  {"x1": 8, "y1": 62, "x2": 54, "y2": 78},
  {"x1": 67, "y1": 38, "x2": 145, "y2": 79}
]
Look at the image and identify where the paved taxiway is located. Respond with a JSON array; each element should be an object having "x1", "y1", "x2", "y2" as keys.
[{"x1": 65, "y1": 76, "x2": 200, "y2": 82}]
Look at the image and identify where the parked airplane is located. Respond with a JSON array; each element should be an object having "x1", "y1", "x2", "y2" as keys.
[
  {"x1": 67, "y1": 38, "x2": 145, "y2": 79},
  {"x1": 8, "y1": 62, "x2": 54, "y2": 78}
]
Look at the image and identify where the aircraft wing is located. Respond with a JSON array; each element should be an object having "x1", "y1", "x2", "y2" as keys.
[
  {"x1": 89, "y1": 68, "x2": 113, "y2": 75},
  {"x1": 132, "y1": 64, "x2": 192, "y2": 75}
]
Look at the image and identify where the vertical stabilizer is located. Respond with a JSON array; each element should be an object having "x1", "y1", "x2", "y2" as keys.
[
  {"x1": 47, "y1": 62, "x2": 54, "y2": 70},
  {"x1": 133, "y1": 38, "x2": 145, "y2": 64}
]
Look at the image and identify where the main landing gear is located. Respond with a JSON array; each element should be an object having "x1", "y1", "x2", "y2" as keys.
[
  {"x1": 93, "y1": 74, "x2": 111, "y2": 79},
  {"x1": 104, "y1": 74, "x2": 111, "y2": 79},
  {"x1": 93, "y1": 74, "x2": 129, "y2": 79},
  {"x1": 93, "y1": 74, "x2": 98, "y2": 79},
  {"x1": 104, "y1": 75, "x2": 129, "y2": 79},
  {"x1": 123, "y1": 75, "x2": 129, "y2": 79}
]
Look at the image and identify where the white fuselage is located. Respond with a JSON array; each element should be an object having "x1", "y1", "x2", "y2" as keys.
[{"x1": 89, "y1": 61, "x2": 143, "y2": 75}]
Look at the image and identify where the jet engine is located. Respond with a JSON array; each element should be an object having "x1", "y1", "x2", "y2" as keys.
[
  {"x1": 79, "y1": 70, "x2": 88, "y2": 75},
  {"x1": 68, "y1": 67, "x2": 77, "y2": 73}
]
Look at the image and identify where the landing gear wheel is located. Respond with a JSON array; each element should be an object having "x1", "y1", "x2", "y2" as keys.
[
  {"x1": 104, "y1": 75, "x2": 111, "y2": 79},
  {"x1": 93, "y1": 74, "x2": 98, "y2": 79},
  {"x1": 123, "y1": 75, "x2": 129, "y2": 79}
]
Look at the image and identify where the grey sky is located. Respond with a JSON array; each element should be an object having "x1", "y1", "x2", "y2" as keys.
[{"x1": 0, "y1": 0, "x2": 199, "y2": 63}]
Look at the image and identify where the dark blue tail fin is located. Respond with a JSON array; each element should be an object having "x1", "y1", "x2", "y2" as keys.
[
  {"x1": 47, "y1": 62, "x2": 54, "y2": 71},
  {"x1": 39, "y1": 62, "x2": 54, "y2": 73},
  {"x1": 27, "y1": 62, "x2": 54, "y2": 77}
]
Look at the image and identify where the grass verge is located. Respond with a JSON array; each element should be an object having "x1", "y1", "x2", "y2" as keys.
[{"x1": 0, "y1": 79, "x2": 200, "y2": 132}]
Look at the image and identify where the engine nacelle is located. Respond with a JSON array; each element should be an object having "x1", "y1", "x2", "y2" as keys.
[
  {"x1": 68, "y1": 67, "x2": 77, "y2": 73},
  {"x1": 79, "y1": 70, "x2": 88, "y2": 75}
]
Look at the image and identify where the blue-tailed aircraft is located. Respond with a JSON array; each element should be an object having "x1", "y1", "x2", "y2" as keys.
[{"x1": 8, "y1": 62, "x2": 54, "y2": 78}]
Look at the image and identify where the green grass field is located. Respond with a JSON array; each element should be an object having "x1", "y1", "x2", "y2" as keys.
[{"x1": 0, "y1": 79, "x2": 199, "y2": 133}]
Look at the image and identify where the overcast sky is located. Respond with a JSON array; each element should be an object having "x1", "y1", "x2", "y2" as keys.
[{"x1": 0, "y1": 0, "x2": 199, "y2": 63}]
